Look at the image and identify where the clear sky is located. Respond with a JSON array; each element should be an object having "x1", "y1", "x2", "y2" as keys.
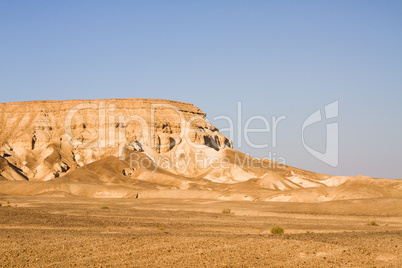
[{"x1": 1, "y1": 0, "x2": 401, "y2": 179}]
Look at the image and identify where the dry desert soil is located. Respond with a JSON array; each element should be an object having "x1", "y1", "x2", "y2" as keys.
[{"x1": 0, "y1": 196, "x2": 401, "y2": 267}]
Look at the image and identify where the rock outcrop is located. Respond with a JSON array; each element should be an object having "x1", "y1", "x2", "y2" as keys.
[
  {"x1": 0, "y1": 98, "x2": 401, "y2": 202},
  {"x1": 0, "y1": 99, "x2": 231, "y2": 181}
]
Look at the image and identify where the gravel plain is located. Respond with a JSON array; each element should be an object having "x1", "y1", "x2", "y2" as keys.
[{"x1": 0, "y1": 196, "x2": 401, "y2": 267}]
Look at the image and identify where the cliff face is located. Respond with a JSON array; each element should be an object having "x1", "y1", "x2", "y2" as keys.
[
  {"x1": 0, "y1": 99, "x2": 232, "y2": 181},
  {"x1": 1, "y1": 98, "x2": 401, "y2": 202}
]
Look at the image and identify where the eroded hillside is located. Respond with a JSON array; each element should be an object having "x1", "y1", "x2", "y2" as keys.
[{"x1": 0, "y1": 99, "x2": 400, "y2": 202}]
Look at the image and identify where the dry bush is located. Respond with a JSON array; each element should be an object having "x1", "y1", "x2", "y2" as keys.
[
  {"x1": 271, "y1": 226, "x2": 284, "y2": 234},
  {"x1": 221, "y1": 209, "x2": 231, "y2": 214}
]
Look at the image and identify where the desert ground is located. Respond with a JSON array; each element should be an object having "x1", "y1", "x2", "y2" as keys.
[{"x1": 1, "y1": 195, "x2": 401, "y2": 267}]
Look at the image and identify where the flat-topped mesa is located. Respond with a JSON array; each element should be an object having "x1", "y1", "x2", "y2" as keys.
[{"x1": 0, "y1": 99, "x2": 232, "y2": 181}]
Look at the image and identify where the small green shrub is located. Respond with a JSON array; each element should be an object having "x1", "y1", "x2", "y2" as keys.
[
  {"x1": 271, "y1": 226, "x2": 284, "y2": 234},
  {"x1": 100, "y1": 206, "x2": 109, "y2": 209},
  {"x1": 368, "y1": 220, "x2": 378, "y2": 226},
  {"x1": 158, "y1": 227, "x2": 165, "y2": 230},
  {"x1": 221, "y1": 209, "x2": 231, "y2": 214}
]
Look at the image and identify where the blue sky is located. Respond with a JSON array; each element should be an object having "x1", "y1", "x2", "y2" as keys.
[{"x1": 1, "y1": 0, "x2": 401, "y2": 179}]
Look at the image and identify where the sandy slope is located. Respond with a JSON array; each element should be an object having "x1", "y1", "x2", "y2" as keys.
[{"x1": 0, "y1": 152, "x2": 400, "y2": 202}]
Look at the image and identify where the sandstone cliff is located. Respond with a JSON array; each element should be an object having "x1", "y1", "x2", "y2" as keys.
[
  {"x1": 0, "y1": 99, "x2": 231, "y2": 181},
  {"x1": 0, "y1": 98, "x2": 400, "y2": 202}
]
